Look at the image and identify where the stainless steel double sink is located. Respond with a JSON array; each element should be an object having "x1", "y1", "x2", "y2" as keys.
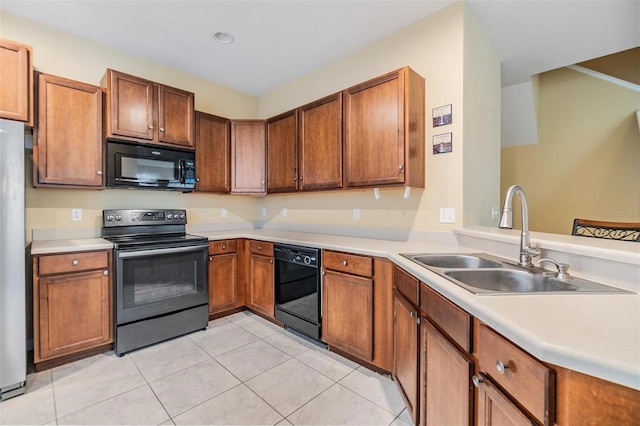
[{"x1": 400, "y1": 253, "x2": 631, "y2": 295}]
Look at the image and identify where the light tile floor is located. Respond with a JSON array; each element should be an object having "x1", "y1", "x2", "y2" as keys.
[{"x1": 0, "y1": 311, "x2": 414, "y2": 426}]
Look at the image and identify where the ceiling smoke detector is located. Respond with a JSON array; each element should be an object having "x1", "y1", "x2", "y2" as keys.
[{"x1": 213, "y1": 31, "x2": 234, "y2": 44}]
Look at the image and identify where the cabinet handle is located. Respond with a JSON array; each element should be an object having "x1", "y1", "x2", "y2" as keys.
[
  {"x1": 472, "y1": 374, "x2": 486, "y2": 388},
  {"x1": 342, "y1": 260, "x2": 348, "y2": 266},
  {"x1": 97, "y1": 171, "x2": 103, "y2": 176},
  {"x1": 148, "y1": 125, "x2": 154, "y2": 130},
  {"x1": 103, "y1": 270, "x2": 108, "y2": 276},
  {"x1": 495, "y1": 360, "x2": 509, "y2": 374},
  {"x1": 72, "y1": 259, "x2": 79, "y2": 266},
  {"x1": 160, "y1": 127, "x2": 165, "y2": 132}
]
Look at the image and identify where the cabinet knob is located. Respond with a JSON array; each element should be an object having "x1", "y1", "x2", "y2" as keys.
[
  {"x1": 160, "y1": 127, "x2": 165, "y2": 132},
  {"x1": 148, "y1": 125, "x2": 154, "y2": 130},
  {"x1": 103, "y1": 270, "x2": 108, "y2": 276},
  {"x1": 196, "y1": 178, "x2": 200, "y2": 182},
  {"x1": 222, "y1": 244, "x2": 226, "y2": 249},
  {"x1": 495, "y1": 360, "x2": 509, "y2": 374},
  {"x1": 209, "y1": 256, "x2": 213, "y2": 261},
  {"x1": 258, "y1": 246, "x2": 262, "y2": 251},
  {"x1": 261, "y1": 181, "x2": 265, "y2": 185},
  {"x1": 293, "y1": 177, "x2": 297, "y2": 181},
  {"x1": 409, "y1": 311, "x2": 414, "y2": 318},
  {"x1": 342, "y1": 260, "x2": 348, "y2": 266},
  {"x1": 398, "y1": 164, "x2": 404, "y2": 171},
  {"x1": 472, "y1": 374, "x2": 485, "y2": 388},
  {"x1": 270, "y1": 259, "x2": 273, "y2": 264},
  {"x1": 97, "y1": 171, "x2": 103, "y2": 176},
  {"x1": 299, "y1": 176, "x2": 303, "y2": 181},
  {"x1": 72, "y1": 259, "x2": 79, "y2": 266}
]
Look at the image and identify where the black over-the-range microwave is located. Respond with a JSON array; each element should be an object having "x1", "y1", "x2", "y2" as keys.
[{"x1": 106, "y1": 139, "x2": 196, "y2": 191}]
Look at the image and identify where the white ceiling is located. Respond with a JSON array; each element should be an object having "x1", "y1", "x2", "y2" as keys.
[{"x1": 1, "y1": 0, "x2": 638, "y2": 96}]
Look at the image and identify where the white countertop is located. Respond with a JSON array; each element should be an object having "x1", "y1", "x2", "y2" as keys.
[{"x1": 31, "y1": 228, "x2": 640, "y2": 391}]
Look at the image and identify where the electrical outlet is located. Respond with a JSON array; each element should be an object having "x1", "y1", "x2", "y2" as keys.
[
  {"x1": 439, "y1": 208, "x2": 455, "y2": 223},
  {"x1": 353, "y1": 208, "x2": 360, "y2": 220},
  {"x1": 492, "y1": 207, "x2": 499, "y2": 220},
  {"x1": 282, "y1": 208, "x2": 287, "y2": 217},
  {"x1": 221, "y1": 208, "x2": 228, "y2": 218},
  {"x1": 261, "y1": 207, "x2": 267, "y2": 217},
  {"x1": 72, "y1": 208, "x2": 82, "y2": 221}
]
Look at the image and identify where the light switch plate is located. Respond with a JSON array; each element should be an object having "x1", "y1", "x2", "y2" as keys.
[
  {"x1": 282, "y1": 208, "x2": 287, "y2": 217},
  {"x1": 353, "y1": 208, "x2": 360, "y2": 220},
  {"x1": 72, "y1": 208, "x2": 82, "y2": 221},
  {"x1": 440, "y1": 208, "x2": 455, "y2": 223},
  {"x1": 221, "y1": 208, "x2": 228, "y2": 218},
  {"x1": 261, "y1": 207, "x2": 267, "y2": 217}
]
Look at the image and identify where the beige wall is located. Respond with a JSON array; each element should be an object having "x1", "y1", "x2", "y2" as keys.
[
  {"x1": 0, "y1": 12, "x2": 261, "y2": 244},
  {"x1": 501, "y1": 67, "x2": 640, "y2": 235},
  {"x1": 259, "y1": 1, "x2": 500, "y2": 234},
  {"x1": 3, "y1": 1, "x2": 501, "y2": 242}
]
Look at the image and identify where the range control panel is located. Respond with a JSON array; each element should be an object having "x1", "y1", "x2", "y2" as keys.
[{"x1": 103, "y1": 209, "x2": 187, "y2": 227}]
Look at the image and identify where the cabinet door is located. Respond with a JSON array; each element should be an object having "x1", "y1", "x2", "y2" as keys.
[
  {"x1": 36, "y1": 269, "x2": 112, "y2": 362},
  {"x1": 158, "y1": 84, "x2": 195, "y2": 148},
  {"x1": 249, "y1": 253, "x2": 274, "y2": 317},
  {"x1": 208, "y1": 252, "x2": 238, "y2": 314},
  {"x1": 107, "y1": 70, "x2": 155, "y2": 140},
  {"x1": 231, "y1": 120, "x2": 267, "y2": 194},
  {"x1": 35, "y1": 73, "x2": 103, "y2": 187},
  {"x1": 195, "y1": 112, "x2": 230, "y2": 192},
  {"x1": 476, "y1": 374, "x2": 534, "y2": 426},
  {"x1": 322, "y1": 269, "x2": 373, "y2": 361},
  {"x1": 298, "y1": 93, "x2": 343, "y2": 190},
  {"x1": 393, "y1": 290, "x2": 419, "y2": 424},
  {"x1": 0, "y1": 39, "x2": 32, "y2": 123},
  {"x1": 344, "y1": 70, "x2": 404, "y2": 187},
  {"x1": 267, "y1": 110, "x2": 298, "y2": 193},
  {"x1": 422, "y1": 319, "x2": 473, "y2": 426},
  {"x1": 344, "y1": 67, "x2": 424, "y2": 188}
]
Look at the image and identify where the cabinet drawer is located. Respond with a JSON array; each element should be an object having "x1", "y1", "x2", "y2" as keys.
[
  {"x1": 421, "y1": 285, "x2": 471, "y2": 352},
  {"x1": 323, "y1": 250, "x2": 373, "y2": 277},
  {"x1": 38, "y1": 251, "x2": 109, "y2": 275},
  {"x1": 477, "y1": 323, "x2": 555, "y2": 424},
  {"x1": 209, "y1": 239, "x2": 237, "y2": 255},
  {"x1": 393, "y1": 265, "x2": 418, "y2": 306},
  {"x1": 249, "y1": 240, "x2": 273, "y2": 256}
]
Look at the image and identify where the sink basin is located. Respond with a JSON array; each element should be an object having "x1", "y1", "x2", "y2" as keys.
[
  {"x1": 444, "y1": 269, "x2": 630, "y2": 295},
  {"x1": 402, "y1": 254, "x2": 504, "y2": 269}
]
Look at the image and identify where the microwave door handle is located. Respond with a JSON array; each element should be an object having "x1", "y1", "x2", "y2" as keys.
[{"x1": 178, "y1": 160, "x2": 185, "y2": 184}]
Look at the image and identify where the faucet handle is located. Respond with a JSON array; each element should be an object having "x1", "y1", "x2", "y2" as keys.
[{"x1": 538, "y1": 258, "x2": 571, "y2": 279}]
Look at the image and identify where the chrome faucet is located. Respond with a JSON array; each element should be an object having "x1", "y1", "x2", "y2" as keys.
[{"x1": 499, "y1": 185, "x2": 540, "y2": 267}]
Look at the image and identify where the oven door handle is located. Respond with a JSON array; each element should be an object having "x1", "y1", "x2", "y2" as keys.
[{"x1": 118, "y1": 244, "x2": 208, "y2": 258}]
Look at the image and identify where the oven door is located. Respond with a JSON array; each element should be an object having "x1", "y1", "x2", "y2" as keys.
[{"x1": 115, "y1": 243, "x2": 208, "y2": 325}]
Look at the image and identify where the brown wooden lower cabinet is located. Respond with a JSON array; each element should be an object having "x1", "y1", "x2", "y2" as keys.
[
  {"x1": 393, "y1": 289, "x2": 419, "y2": 424},
  {"x1": 322, "y1": 268, "x2": 373, "y2": 361},
  {"x1": 33, "y1": 250, "x2": 112, "y2": 366},
  {"x1": 246, "y1": 240, "x2": 274, "y2": 318},
  {"x1": 422, "y1": 319, "x2": 473, "y2": 426},
  {"x1": 207, "y1": 239, "x2": 242, "y2": 316},
  {"x1": 475, "y1": 373, "x2": 534, "y2": 426}
]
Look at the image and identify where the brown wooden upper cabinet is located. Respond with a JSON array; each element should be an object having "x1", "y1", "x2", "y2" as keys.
[
  {"x1": 231, "y1": 120, "x2": 267, "y2": 194},
  {"x1": 0, "y1": 39, "x2": 33, "y2": 125},
  {"x1": 34, "y1": 73, "x2": 103, "y2": 188},
  {"x1": 343, "y1": 67, "x2": 424, "y2": 188},
  {"x1": 195, "y1": 111, "x2": 231, "y2": 192},
  {"x1": 267, "y1": 109, "x2": 298, "y2": 193},
  {"x1": 266, "y1": 93, "x2": 343, "y2": 193},
  {"x1": 102, "y1": 69, "x2": 195, "y2": 149}
]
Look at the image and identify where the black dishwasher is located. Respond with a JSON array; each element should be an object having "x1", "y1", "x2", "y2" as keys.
[{"x1": 274, "y1": 244, "x2": 321, "y2": 340}]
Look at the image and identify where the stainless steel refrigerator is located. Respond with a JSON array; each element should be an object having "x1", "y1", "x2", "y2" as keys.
[{"x1": 0, "y1": 118, "x2": 26, "y2": 400}]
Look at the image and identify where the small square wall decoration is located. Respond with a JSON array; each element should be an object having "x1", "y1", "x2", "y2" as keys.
[
  {"x1": 432, "y1": 104, "x2": 452, "y2": 127},
  {"x1": 433, "y1": 132, "x2": 452, "y2": 154}
]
